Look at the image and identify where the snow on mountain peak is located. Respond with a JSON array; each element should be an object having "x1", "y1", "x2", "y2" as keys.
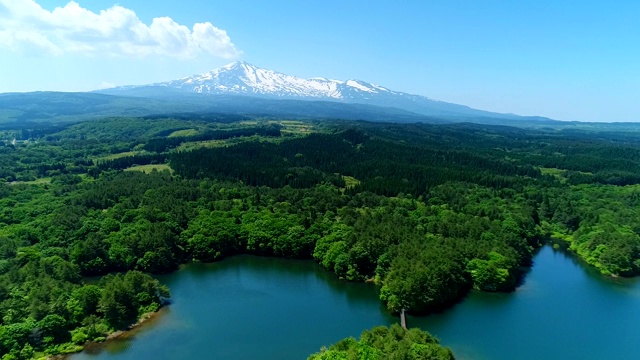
[
  {"x1": 115, "y1": 61, "x2": 446, "y2": 112},
  {"x1": 345, "y1": 80, "x2": 375, "y2": 93},
  {"x1": 160, "y1": 62, "x2": 402, "y2": 100}
]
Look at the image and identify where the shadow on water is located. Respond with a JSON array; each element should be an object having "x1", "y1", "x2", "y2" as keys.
[
  {"x1": 171, "y1": 255, "x2": 383, "y2": 306},
  {"x1": 546, "y1": 238, "x2": 640, "y2": 287}
]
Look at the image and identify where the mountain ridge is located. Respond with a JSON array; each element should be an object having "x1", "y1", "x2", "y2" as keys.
[
  {"x1": 111, "y1": 61, "x2": 412, "y2": 100},
  {"x1": 99, "y1": 61, "x2": 552, "y2": 121},
  {"x1": 0, "y1": 91, "x2": 448, "y2": 124}
]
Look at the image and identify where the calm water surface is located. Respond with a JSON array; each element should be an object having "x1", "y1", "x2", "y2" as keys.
[{"x1": 73, "y1": 246, "x2": 640, "y2": 360}]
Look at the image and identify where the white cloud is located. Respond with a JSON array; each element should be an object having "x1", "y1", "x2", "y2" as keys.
[{"x1": 0, "y1": 0, "x2": 241, "y2": 59}]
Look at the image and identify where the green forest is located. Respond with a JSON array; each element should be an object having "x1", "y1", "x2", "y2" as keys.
[
  {"x1": 1, "y1": 116, "x2": 640, "y2": 358},
  {"x1": 307, "y1": 324, "x2": 454, "y2": 360}
]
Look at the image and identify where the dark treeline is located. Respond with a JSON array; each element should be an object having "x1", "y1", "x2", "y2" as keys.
[
  {"x1": 142, "y1": 112, "x2": 252, "y2": 123},
  {"x1": 171, "y1": 130, "x2": 540, "y2": 196},
  {"x1": 347, "y1": 122, "x2": 640, "y2": 186}
]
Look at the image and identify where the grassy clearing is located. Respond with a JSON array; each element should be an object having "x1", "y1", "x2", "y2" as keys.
[
  {"x1": 176, "y1": 134, "x2": 290, "y2": 151},
  {"x1": 540, "y1": 168, "x2": 568, "y2": 183},
  {"x1": 173, "y1": 120, "x2": 317, "y2": 151},
  {"x1": 124, "y1": 164, "x2": 173, "y2": 174},
  {"x1": 8, "y1": 177, "x2": 52, "y2": 186},
  {"x1": 342, "y1": 175, "x2": 361, "y2": 188},
  {"x1": 540, "y1": 167, "x2": 566, "y2": 176},
  {"x1": 281, "y1": 127, "x2": 313, "y2": 135},
  {"x1": 540, "y1": 167, "x2": 563, "y2": 179},
  {"x1": 232, "y1": 120, "x2": 316, "y2": 135},
  {"x1": 94, "y1": 151, "x2": 141, "y2": 164},
  {"x1": 176, "y1": 139, "x2": 232, "y2": 151},
  {"x1": 540, "y1": 167, "x2": 592, "y2": 183},
  {"x1": 273, "y1": 120, "x2": 314, "y2": 135},
  {"x1": 168, "y1": 129, "x2": 199, "y2": 137}
]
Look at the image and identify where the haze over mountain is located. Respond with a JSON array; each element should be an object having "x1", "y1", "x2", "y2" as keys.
[{"x1": 99, "y1": 61, "x2": 551, "y2": 122}]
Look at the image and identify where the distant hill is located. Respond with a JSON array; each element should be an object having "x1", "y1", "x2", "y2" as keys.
[
  {"x1": 0, "y1": 91, "x2": 452, "y2": 124},
  {"x1": 0, "y1": 92, "x2": 195, "y2": 123}
]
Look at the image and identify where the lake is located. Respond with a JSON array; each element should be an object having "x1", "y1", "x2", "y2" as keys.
[{"x1": 72, "y1": 246, "x2": 640, "y2": 359}]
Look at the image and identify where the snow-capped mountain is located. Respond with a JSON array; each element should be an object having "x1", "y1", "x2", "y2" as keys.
[
  {"x1": 154, "y1": 61, "x2": 404, "y2": 101},
  {"x1": 102, "y1": 61, "x2": 545, "y2": 121}
]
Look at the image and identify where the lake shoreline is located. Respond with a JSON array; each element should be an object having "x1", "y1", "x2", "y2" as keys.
[
  {"x1": 106, "y1": 310, "x2": 164, "y2": 341},
  {"x1": 56, "y1": 309, "x2": 167, "y2": 359},
  {"x1": 67, "y1": 247, "x2": 640, "y2": 360}
]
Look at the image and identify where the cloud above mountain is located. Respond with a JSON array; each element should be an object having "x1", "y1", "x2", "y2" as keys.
[{"x1": 0, "y1": 0, "x2": 241, "y2": 59}]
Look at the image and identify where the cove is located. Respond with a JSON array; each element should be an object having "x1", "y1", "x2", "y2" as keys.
[{"x1": 72, "y1": 246, "x2": 640, "y2": 360}]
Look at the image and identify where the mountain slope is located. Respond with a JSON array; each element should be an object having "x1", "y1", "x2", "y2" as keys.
[
  {"x1": 99, "y1": 61, "x2": 552, "y2": 121},
  {"x1": 0, "y1": 92, "x2": 205, "y2": 123},
  {"x1": 0, "y1": 91, "x2": 443, "y2": 124}
]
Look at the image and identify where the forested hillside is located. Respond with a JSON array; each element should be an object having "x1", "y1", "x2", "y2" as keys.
[{"x1": 1, "y1": 117, "x2": 640, "y2": 358}]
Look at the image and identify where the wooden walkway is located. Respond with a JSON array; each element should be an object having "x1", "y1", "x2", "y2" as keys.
[{"x1": 400, "y1": 308, "x2": 407, "y2": 329}]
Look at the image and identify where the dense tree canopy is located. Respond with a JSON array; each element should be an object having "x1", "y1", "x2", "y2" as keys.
[
  {"x1": 307, "y1": 324, "x2": 454, "y2": 360},
  {"x1": 2, "y1": 116, "x2": 640, "y2": 358}
]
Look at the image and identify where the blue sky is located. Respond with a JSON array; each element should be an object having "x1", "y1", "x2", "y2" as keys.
[{"x1": 0, "y1": 0, "x2": 638, "y2": 122}]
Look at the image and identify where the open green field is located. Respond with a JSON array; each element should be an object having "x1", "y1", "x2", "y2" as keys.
[
  {"x1": 94, "y1": 151, "x2": 142, "y2": 164},
  {"x1": 540, "y1": 167, "x2": 593, "y2": 183},
  {"x1": 176, "y1": 139, "x2": 238, "y2": 151},
  {"x1": 341, "y1": 175, "x2": 361, "y2": 188},
  {"x1": 238, "y1": 120, "x2": 315, "y2": 135},
  {"x1": 124, "y1": 164, "x2": 173, "y2": 174},
  {"x1": 273, "y1": 120, "x2": 314, "y2": 135},
  {"x1": 168, "y1": 129, "x2": 200, "y2": 137},
  {"x1": 8, "y1": 177, "x2": 52, "y2": 186}
]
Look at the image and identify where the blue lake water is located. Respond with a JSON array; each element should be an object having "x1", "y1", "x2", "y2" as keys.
[{"x1": 72, "y1": 246, "x2": 640, "y2": 359}]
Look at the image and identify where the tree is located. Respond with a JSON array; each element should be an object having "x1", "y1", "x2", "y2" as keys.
[{"x1": 307, "y1": 324, "x2": 454, "y2": 360}]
